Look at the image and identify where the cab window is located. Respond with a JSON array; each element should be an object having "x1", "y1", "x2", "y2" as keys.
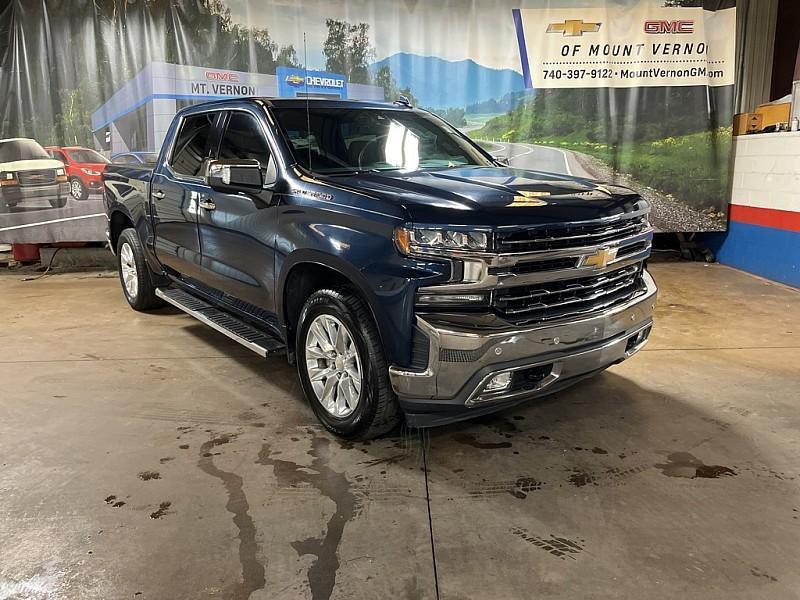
[
  {"x1": 217, "y1": 112, "x2": 272, "y2": 167},
  {"x1": 170, "y1": 112, "x2": 216, "y2": 177}
]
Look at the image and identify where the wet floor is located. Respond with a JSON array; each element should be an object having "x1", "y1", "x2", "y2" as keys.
[{"x1": 0, "y1": 262, "x2": 799, "y2": 599}]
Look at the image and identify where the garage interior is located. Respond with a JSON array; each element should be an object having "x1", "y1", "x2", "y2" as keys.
[
  {"x1": 2, "y1": 1, "x2": 800, "y2": 600},
  {"x1": 3, "y1": 262, "x2": 799, "y2": 599}
]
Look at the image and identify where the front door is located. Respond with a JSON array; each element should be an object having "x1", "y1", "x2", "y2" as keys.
[
  {"x1": 196, "y1": 109, "x2": 279, "y2": 314},
  {"x1": 151, "y1": 111, "x2": 218, "y2": 281}
]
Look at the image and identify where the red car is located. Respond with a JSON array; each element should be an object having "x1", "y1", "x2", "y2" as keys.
[{"x1": 45, "y1": 146, "x2": 110, "y2": 200}]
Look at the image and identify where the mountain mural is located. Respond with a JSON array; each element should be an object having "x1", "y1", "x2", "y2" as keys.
[{"x1": 369, "y1": 53, "x2": 526, "y2": 109}]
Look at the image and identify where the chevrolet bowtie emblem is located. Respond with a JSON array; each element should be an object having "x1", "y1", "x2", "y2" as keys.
[
  {"x1": 547, "y1": 19, "x2": 602, "y2": 36},
  {"x1": 581, "y1": 247, "x2": 618, "y2": 269}
]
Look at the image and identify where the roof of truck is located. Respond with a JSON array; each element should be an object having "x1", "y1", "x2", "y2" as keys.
[
  {"x1": 178, "y1": 97, "x2": 414, "y2": 114},
  {"x1": 264, "y1": 98, "x2": 412, "y2": 110}
]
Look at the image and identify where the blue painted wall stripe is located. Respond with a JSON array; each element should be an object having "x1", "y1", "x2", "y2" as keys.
[{"x1": 715, "y1": 221, "x2": 800, "y2": 288}]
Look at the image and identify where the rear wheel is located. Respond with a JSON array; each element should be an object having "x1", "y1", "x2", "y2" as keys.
[
  {"x1": 116, "y1": 228, "x2": 164, "y2": 311},
  {"x1": 296, "y1": 288, "x2": 401, "y2": 439},
  {"x1": 70, "y1": 177, "x2": 87, "y2": 200}
]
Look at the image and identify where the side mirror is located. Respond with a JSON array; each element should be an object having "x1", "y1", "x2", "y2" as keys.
[{"x1": 205, "y1": 159, "x2": 263, "y2": 193}]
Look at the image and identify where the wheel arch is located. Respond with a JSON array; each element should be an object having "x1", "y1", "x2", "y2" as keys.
[
  {"x1": 279, "y1": 251, "x2": 389, "y2": 361},
  {"x1": 109, "y1": 209, "x2": 134, "y2": 251}
]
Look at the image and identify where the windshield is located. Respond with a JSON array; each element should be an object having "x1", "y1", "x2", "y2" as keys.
[
  {"x1": 0, "y1": 139, "x2": 50, "y2": 162},
  {"x1": 271, "y1": 107, "x2": 492, "y2": 174},
  {"x1": 66, "y1": 148, "x2": 109, "y2": 164}
]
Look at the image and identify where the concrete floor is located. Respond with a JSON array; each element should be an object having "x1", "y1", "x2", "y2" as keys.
[{"x1": 1, "y1": 262, "x2": 799, "y2": 600}]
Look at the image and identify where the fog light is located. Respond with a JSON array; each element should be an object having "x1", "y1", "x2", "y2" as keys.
[
  {"x1": 484, "y1": 372, "x2": 512, "y2": 393},
  {"x1": 625, "y1": 326, "x2": 651, "y2": 353}
]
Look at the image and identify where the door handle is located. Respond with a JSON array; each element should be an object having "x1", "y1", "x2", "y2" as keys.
[
  {"x1": 198, "y1": 199, "x2": 216, "y2": 211},
  {"x1": 152, "y1": 189, "x2": 166, "y2": 200}
]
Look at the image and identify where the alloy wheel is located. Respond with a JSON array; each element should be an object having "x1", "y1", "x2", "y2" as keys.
[
  {"x1": 70, "y1": 179, "x2": 83, "y2": 199},
  {"x1": 304, "y1": 314, "x2": 363, "y2": 418},
  {"x1": 119, "y1": 242, "x2": 138, "y2": 299}
]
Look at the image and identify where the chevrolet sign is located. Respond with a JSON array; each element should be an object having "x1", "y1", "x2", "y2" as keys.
[{"x1": 546, "y1": 19, "x2": 602, "y2": 37}]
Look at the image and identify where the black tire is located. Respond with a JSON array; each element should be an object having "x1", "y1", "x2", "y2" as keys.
[
  {"x1": 296, "y1": 288, "x2": 401, "y2": 439},
  {"x1": 69, "y1": 177, "x2": 88, "y2": 200},
  {"x1": 48, "y1": 194, "x2": 68, "y2": 208},
  {"x1": 116, "y1": 228, "x2": 164, "y2": 311}
]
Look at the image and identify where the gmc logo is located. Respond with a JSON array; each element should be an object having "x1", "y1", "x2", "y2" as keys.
[
  {"x1": 644, "y1": 20, "x2": 694, "y2": 34},
  {"x1": 205, "y1": 71, "x2": 240, "y2": 82}
]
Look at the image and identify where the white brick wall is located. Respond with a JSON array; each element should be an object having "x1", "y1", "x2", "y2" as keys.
[{"x1": 731, "y1": 132, "x2": 800, "y2": 213}]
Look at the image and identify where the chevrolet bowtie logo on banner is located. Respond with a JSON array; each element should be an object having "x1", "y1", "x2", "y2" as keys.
[{"x1": 546, "y1": 20, "x2": 602, "y2": 37}]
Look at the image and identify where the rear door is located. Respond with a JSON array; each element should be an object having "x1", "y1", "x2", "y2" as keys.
[
  {"x1": 151, "y1": 111, "x2": 219, "y2": 281},
  {"x1": 196, "y1": 108, "x2": 280, "y2": 313}
]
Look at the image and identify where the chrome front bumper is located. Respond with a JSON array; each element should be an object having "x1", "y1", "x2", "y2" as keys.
[
  {"x1": 390, "y1": 269, "x2": 657, "y2": 426},
  {"x1": 1, "y1": 182, "x2": 69, "y2": 203}
]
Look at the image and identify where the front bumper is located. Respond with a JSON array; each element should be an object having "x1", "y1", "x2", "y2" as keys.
[
  {"x1": 1, "y1": 182, "x2": 69, "y2": 204},
  {"x1": 84, "y1": 175, "x2": 104, "y2": 193},
  {"x1": 389, "y1": 269, "x2": 657, "y2": 427}
]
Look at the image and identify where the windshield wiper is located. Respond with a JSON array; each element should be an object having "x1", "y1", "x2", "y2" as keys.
[{"x1": 324, "y1": 167, "x2": 402, "y2": 177}]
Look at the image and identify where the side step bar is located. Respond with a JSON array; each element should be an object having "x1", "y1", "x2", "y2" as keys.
[{"x1": 156, "y1": 287, "x2": 286, "y2": 357}]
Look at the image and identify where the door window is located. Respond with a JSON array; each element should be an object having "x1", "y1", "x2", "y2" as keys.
[
  {"x1": 48, "y1": 149, "x2": 67, "y2": 163},
  {"x1": 218, "y1": 112, "x2": 272, "y2": 167},
  {"x1": 170, "y1": 112, "x2": 216, "y2": 177}
]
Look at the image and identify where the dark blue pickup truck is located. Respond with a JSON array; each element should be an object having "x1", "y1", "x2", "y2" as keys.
[{"x1": 104, "y1": 97, "x2": 656, "y2": 439}]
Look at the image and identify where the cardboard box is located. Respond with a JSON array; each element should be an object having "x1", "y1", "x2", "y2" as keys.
[
  {"x1": 756, "y1": 102, "x2": 791, "y2": 129},
  {"x1": 733, "y1": 112, "x2": 762, "y2": 135}
]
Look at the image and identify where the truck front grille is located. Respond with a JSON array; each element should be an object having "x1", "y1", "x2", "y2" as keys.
[
  {"x1": 17, "y1": 169, "x2": 57, "y2": 187},
  {"x1": 492, "y1": 264, "x2": 645, "y2": 324},
  {"x1": 495, "y1": 216, "x2": 647, "y2": 253}
]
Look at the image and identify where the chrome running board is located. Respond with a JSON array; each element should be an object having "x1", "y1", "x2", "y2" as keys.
[{"x1": 156, "y1": 287, "x2": 285, "y2": 357}]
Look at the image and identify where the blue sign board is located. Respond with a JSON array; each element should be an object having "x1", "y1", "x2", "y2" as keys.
[{"x1": 276, "y1": 66, "x2": 348, "y2": 99}]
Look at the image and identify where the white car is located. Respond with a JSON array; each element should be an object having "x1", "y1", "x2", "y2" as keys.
[{"x1": 0, "y1": 138, "x2": 70, "y2": 212}]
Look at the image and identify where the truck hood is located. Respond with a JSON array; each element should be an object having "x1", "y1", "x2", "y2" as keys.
[
  {"x1": 327, "y1": 166, "x2": 645, "y2": 226},
  {"x1": 0, "y1": 158, "x2": 65, "y2": 172}
]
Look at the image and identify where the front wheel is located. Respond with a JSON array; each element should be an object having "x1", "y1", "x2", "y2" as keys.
[
  {"x1": 48, "y1": 195, "x2": 68, "y2": 208},
  {"x1": 116, "y1": 228, "x2": 164, "y2": 311},
  {"x1": 296, "y1": 288, "x2": 401, "y2": 439},
  {"x1": 70, "y1": 177, "x2": 88, "y2": 200}
]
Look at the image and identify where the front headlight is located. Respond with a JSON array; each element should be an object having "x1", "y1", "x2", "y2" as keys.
[
  {"x1": 394, "y1": 226, "x2": 488, "y2": 255},
  {"x1": 81, "y1": 168, "x2": 100, "y2": 176},
  {"x1": 56, "y1": 168, "x2": 65, "y2": 176}
]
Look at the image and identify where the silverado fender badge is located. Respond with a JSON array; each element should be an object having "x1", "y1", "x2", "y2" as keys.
[
  {"x1": 292, "y1": 188, "x2": 334, "y2": 201},
  {"x1": 580, "y1": 247, "x2": 619, "y2": 269}
]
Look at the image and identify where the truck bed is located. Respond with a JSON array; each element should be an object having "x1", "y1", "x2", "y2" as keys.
[{"x1": 103, "y1": 164, "x2": 152, "y2": 211}]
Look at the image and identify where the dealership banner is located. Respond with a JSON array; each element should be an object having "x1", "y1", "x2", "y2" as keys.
[
  {"x1": 0, "y1": 0, "x2": 736, "y2": 244},
  {"x1": 514, "y1": 5, "x2": 736, "y2": 89}
]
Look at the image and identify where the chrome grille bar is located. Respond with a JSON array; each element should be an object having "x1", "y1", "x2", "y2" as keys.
[
  {"x1": 495, "y1": 269, "x2": 641, "y2": 317},
  {"x1": 496, "y1": 264, "x2": 639, "y2": 303},
  {"x1": 495, "y1": 216, "x2": 647, "y2": 253}
]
